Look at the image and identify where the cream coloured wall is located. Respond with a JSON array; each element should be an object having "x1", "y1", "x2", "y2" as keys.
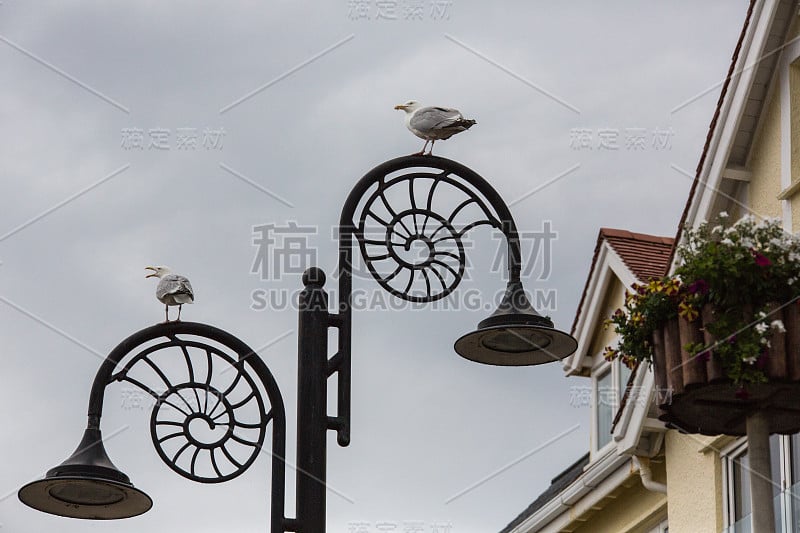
[
  {"x1": 664, "y1": 431, "x2": 724, "y2": 533},
  {"x1": 588, "y1": 278, "x2": 626, "y2": 358},
  {"x1": 748, "y1": 75, "x2": 782, "y2": 221},
  {"x1": 790, "y1": 59, "x2": 800, "y2": 228}
]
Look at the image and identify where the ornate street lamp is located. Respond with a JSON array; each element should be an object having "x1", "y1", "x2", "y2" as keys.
[{"x1": 18, "y1": 156, "x2": 577, "y2": 531}]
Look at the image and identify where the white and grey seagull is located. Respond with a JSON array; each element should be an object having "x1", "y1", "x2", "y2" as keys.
[
  {"x1": 145, "y1": 266, "x2": 194, "y2": 322},
  {"x1": 394, "y1": 100, "x2": 476, "y2": 155}
]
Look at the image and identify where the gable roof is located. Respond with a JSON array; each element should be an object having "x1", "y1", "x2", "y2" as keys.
[
  {"x1": 672, "y1": 0, "x2": 798, "y2": 263},
  {"x1": 499, "y1": 453, "x2": 590, "y2": 533},
  {"x1": 670, "y1": 0, "x2": 755, "y2": 267},
  {"x1": 602, "y1": 229, "x2": 675, "y2": 283},
  {"x1": 571, "y1": 228, "x2": 674, "y2": 335}
]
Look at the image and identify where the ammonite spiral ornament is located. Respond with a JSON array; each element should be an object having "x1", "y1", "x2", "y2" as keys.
[
  {"x1": 355, "y1": 165, "x2": 504, "y2": 303},
  {"x1": 108, "y1": 328, "x2": 281, "y2": 483}
]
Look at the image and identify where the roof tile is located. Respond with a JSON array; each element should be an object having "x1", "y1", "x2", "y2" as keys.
[{"x1": 571, "y1": 229, "x2": 674, "y2": 334}]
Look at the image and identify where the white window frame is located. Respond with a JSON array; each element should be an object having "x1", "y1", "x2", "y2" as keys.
[
  {"x1": 722, "y1": 434, "x2": 799, "y2": 532},
  {"x1": 593, "y1": 363, "x2": 614, "y2": 456},
  {"x1": 590, "y1": 355, "x2": 631, "y2": 457},
  {"x1": 778, "y1": 37, "x2": 800, "y2": 227},
  {"x1": 722, "y1": 438, "x2": 750, "y2": 529}
]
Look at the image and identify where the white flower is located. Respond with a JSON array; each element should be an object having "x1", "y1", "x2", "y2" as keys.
[
  {"x1": 771, "y1": 320, "x2": 786, "y2": 333},
  {"x1": 755, "y1": 322, "x2": 769, "y2": 334},
  {"x1": 712, "y1": 225, "x2": 724, "y2": 234},
  {"x1": 743, "y1": 355, "x2": 758, "y2": 364},
  {"x1": 740, "y1": 237, "x2": 755, "y2": 249},
  {"x1": 721, "y1": 238, "x2": 734, "y2": 246},
  {"x1": 719, "y1": 211, "x2": 729, "y2": 219},
  {"x1": 759, "y1": 338, "x2": 772, "y2": 348},
  {"x1": 757, "y1": 311, "x2": 767, "y2": 319},
  {"x1": 789, "y1": 277, "x2": 797, "y2": 285},
  {"x1": 790, "y1": 252, "x2": 800, "y2": 263}
]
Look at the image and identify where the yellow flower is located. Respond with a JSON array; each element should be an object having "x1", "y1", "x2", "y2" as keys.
[
  {"x1": 647, "y1": 279, "x2": 664, "y2": 293},
  {"x1": 678, "y1": 301, "x2": 699, "y2": 321},
  {"x1": 625, "y1": 291, "x2": 636, "y2": 305},
  {"x1": 663, "y1": 278, "x2": 680, "y2": 296},
  {"x1": 603, "y1": 346, "x2": 617, "y2": 361},
  {"x1": 631, "y1": 312, "x2": 644, "y2": 326}
]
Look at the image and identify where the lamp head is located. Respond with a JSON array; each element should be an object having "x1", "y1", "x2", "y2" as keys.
[
  {"x1": 454, "y1": 281, "x2": 578, "y2": 366},
  {"x1": 18, "y1": 428, "x2": 152, "y2": 519}
]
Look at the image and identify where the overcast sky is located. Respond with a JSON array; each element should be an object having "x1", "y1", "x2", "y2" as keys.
[{"x1": 0, "y1": 2, "x2": 750, "y2": 532}]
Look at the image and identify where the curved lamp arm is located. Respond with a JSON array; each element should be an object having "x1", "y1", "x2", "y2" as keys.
[
  {"x1": 329, "y1": 155, "x2": 575, "y2": 447},
  {"x1": 20, "y1": 322, "x2": 290, "y2": 530}
]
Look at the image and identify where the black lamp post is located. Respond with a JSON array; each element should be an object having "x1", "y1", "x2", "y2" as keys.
[{"x1": 18, "y1": 155, "x2": 577, "y2": 531}]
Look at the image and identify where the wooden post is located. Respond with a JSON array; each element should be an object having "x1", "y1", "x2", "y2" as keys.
[
  {"x1": 785, "y1": 302, "x2": 800, "y2": 380},
  {"x1": 746, "y1": 412, "x2": 775, "y2": 533},
  {"x1": 678, "y1": 316, "x2": 707, "y2": 386},
  {"x1": 663, "y1": 319, "x2": 684, "y2": 395},
  {"x1": 701, "y1": 304, "x2": 725, "y2": 381}
]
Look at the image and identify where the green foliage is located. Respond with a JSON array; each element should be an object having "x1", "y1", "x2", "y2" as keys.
[
  {"x1": 604, "y1": 213, "x2": 800, "y2": 385},
  {"x1": 675, "y1": 214, "x2": 800, "y2": 309},
  {"x1": 604, "y1": 278, "x2": 680, "y2": 368}
]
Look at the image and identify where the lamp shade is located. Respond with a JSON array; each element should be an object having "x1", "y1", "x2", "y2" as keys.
[
  {"x1": 455, "y1": 281, "x2": 578, "y2": 365},
  {"x1": 18, "y1": 428, "x2": 152, "y2": 519}
]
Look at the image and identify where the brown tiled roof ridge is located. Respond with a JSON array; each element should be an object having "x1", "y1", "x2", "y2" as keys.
[
  {"x1": 602, "y1": 228, "x2": 675, "y2": 283},
  {"x1": 599, "y1": 227, "x2": 675, "y2": 246},
  {"x1": 571, "y1": 228, "x2": 674, "y2": 334}
]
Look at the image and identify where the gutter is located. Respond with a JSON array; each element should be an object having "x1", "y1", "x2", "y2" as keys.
[
  {"x1": 632, "y1": 456, "x2": 667, "y2": 494},
  {"x1": 508, "y1": 453, "x2": 631, "y2": 533}
]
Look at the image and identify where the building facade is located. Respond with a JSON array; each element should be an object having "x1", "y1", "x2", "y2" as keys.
[{"x1": 501, "y1": 1, "x2": 800, "y2": 532}]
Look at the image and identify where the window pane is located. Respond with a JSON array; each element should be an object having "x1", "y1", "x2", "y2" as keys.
[
  {"x1": 616, "y1": 360, "x2": 632, "y2": 406},
  {"x1": 728, "y1": 437, "x2": 788, "y2": 532},
  {"x1": 733, "y1": 452, "x2": 752, "y2": 522},
  {"x1": 596, "y1": 370, "x2": 613, "y2": 449},
  {"x1": 725, "y1": 517, "x2": 752, "y2": 533},
  {"x1": 619, "y1": 361, "x2": 632, "y2": 402},
  {"x1": 769, "y1": 435, "x2": 781, "y2": 498},
  {"x1": 791, "y1": 433, "x2": 800, "y2": 531}
]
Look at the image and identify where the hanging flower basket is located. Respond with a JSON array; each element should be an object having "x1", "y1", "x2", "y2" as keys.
[
  {"x1": 651, "y1": 303, "x2": 800, "y2": 435},
  {"x1": 605, "y1": 214, "x2": 800, "y2": 436}
]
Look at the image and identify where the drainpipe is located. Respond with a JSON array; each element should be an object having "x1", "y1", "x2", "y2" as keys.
[{"x1": 633, "y1": 456, "x2": 667, "y2": 494}]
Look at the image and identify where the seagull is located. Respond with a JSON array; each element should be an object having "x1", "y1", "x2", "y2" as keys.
[
  {"x1": 394, "y1": 100, "x2": 476, "y2": 155},
  {"x1": 145, "y1": 266, "x2": 194, "y2": 322}
]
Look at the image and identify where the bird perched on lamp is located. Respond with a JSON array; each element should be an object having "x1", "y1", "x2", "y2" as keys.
[
  {"x1": 145, "y1": 266, "x2": 194, "y2": 322},
  {"x1": 394, "y1": 100, "x2": 476, "y2": 155}
]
